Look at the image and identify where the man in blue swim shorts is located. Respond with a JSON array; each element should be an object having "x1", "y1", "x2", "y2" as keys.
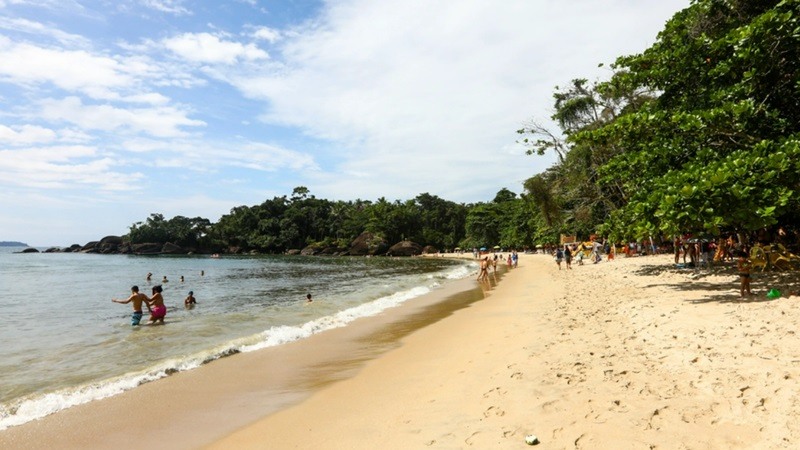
[{"x1": 112, "y1": 286, "x2": 152, "y2": 326}]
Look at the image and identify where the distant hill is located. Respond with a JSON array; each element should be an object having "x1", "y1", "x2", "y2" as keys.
[{"x1": 0, "y1": 241, "x2": 29, "y2": 247}]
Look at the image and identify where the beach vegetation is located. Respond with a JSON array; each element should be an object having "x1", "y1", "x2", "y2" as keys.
[{"x1": 519, "y1": 0, "x2": 800, "y2": 243}]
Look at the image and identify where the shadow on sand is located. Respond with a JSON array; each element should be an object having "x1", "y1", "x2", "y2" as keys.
[{"x1": 631, "y1": 260, "x2": 800, "y2": 305}]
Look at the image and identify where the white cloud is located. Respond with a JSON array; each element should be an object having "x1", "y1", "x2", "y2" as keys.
[
  {"x1": 249, "y1": 26, "x2": 281, "y2": 43},
  {"x1": 38, "y1": 96, "x2": 206, "y2": 138},
  {"x1": 140, "y1": 0, "x2": 190, "y2": 15},
  {"x1": 0, "y1": 124, "x2": 57, "y2": 145},
  {"x1": 0, "y1": 123, "x2": 94, "y2": 145},
  {"x1": 163, "y1": 32, "x2": 269, "y2": 65},
  {"x1": 119, "y1": 137, "x2": 318, "y2": 173},
  {"x1": 0, "y1": 17, "x2": 90, "y2": 47},
  {"x1": 225, "y1": 0, "x2": 689, "y2": 201},
  {"x1": 0, "y1": 145, "x2": 141, "y2": 191},
  {"x1": 0, "y1": 36, "x2": 134, "y2": 98}
]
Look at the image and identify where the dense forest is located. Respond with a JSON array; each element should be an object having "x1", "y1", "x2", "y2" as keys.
[{"x1": 127, "y1": 0, "x2": 799, "y2": 254}]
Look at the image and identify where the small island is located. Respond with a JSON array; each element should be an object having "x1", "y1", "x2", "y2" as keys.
[{"x1": 0, "y1": 241, "x2": 29, "y2": 247}]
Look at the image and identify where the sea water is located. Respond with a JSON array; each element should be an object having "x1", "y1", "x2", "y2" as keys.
[{"x1": 0, "y1": 247, "x2": 475, "y2": 430}]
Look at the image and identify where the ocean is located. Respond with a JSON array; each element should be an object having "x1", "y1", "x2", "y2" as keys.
[{"x1": 0, "y1": 246, "x2": 475, "y2": 430}]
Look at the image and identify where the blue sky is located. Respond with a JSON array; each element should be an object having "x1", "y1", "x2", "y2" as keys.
[{"x1": 0, "y1": 0, "x2": 689, "y2": 246}]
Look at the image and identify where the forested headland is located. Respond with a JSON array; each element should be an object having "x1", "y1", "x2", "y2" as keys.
[{"x1": 75, "y1": 0, "x2": 799, "y2": 255}]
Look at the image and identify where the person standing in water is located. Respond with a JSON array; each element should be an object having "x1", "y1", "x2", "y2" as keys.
[
  {"x1": 112, "y1": 286, "x2": 151, "y2": 326},
  {"x1": 184, "y1": 291, "x2": 196, "y2": 307},
  {"x1": 148, "y1": 285, "x2": 167, "y2": 324}
]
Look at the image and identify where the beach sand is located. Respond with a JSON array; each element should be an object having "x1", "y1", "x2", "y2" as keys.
[{"x1": 4, "y1": 253, "x2": 800, "y2": 449}]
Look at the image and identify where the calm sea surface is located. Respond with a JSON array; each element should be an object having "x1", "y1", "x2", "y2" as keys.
[{"x1": 0, "y1": 247, "x2": 474, "y2": 430}]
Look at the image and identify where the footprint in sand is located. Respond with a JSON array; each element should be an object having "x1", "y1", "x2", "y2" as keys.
[{"x1": 483, "y1": 405, "x2": 506, "y2": 418}]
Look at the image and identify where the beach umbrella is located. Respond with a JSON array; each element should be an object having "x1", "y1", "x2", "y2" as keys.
[
  {"x1": 493, "y1": 245, "x2": 501, "y2": 249},
  {"x1": 480, "y1": 247, "x2": 487, "y2": 251}
]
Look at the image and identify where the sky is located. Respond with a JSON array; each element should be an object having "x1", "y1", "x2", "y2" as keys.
[{"x1": 0, "y1": 0, "x2": 690, "y2": 246}]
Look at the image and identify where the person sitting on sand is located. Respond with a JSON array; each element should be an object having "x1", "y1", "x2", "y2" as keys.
[
  {"x1": 148, "y1": 285, "x2": 167, "y2": 324},
  {"x1": 737, "y1": 250, "x2": 752, "y2": 298},
  {"x1": 112, "y1": 286, "x2": 152, "y2": 326},
  {"x1": 184, "y1": 291, "x2": 196, "y2": 307}
]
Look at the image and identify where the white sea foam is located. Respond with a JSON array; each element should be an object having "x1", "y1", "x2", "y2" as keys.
[{"x1": 239, "y1": 285, "x2": 431, "y2": 353}]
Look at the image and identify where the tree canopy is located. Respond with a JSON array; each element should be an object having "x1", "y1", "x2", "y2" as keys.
[{"x1": 519, "y1": 0, "x2": 800, "y2": 242}]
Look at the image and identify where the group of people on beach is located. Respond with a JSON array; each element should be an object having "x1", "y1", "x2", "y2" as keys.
[{"x1": 476, "y1": 252, "x2": 518, "y2": 281}]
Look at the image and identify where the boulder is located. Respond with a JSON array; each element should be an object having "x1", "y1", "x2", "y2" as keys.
[
  {"x1": 422, "y1": 245, "x2": 439, "y2": 254},
  {"x1": 300, "y1": 244, "x2": 321, "y2": 256},
  {"x1": 81, "y1": 241, "x2": 99, "y2": 252},
  {"x1": 387, "y1": 240, "x2": 423, "y2": 257},
  {"x1": 285, "y1": 249, "x2": 301, "y2": 255},
  {"x1": 65, "y1": 244, "x2": 82, "y2": 253},
  {"x1": 44, "y1": 247, "x2": 61, "y2": 253},
  {"x1": 161, "y1": 242, "x2": 187, "y2": 254},
  {"x1": 132, "y1": 243, "x2": 162, "y2": 255},
  {"x1": 19, "y1": 247, "x2": 40, "y2": 253},
  {"x1": 348, "y1": 232, "x2": 389, "y2": 256},
  {"x1": 99, "y1": 235, "x2": 124, "y2": 245}
]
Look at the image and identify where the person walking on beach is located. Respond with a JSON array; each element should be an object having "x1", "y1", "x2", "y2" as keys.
[
  {"x1": 112, "y1": 286, "x2": 152, "y2": 326},
  {"x1": 478, "y1": 256, "x2": 490, "y2": 280},
  {"x1": 554, "y1": 247, "x2": 563, "y2": 270},
  {"x1": 148, "y1": 285, "x2": 167, "y2": 324},
  {"x1": 564, "y1": 246, "x2": 573, "y2": 269},
  {"x1": 737, "y1": 250, "x2": 752, "y2": 298}
]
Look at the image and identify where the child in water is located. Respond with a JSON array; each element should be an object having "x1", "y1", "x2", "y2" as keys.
[{"x1": 184, "y1": 291, "x2": 196, "y2": 307}]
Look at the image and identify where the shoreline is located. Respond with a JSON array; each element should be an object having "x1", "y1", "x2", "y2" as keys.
[
  {"x1": 6, "y1": 252, "x2": 800, "y2": 448},
  {"x1": 0, "y1": 262, "x2": 494, "y2": 450}
]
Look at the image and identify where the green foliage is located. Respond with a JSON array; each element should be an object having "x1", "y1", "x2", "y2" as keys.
[{"x1": 522, "y1": 0, "x2": 800, "y2": 242}]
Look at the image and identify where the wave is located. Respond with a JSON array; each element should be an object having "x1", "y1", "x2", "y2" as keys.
[{"x1": 0, "y1": 261, "x2": 473, "y2": 431}]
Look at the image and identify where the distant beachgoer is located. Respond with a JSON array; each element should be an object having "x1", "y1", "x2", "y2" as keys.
[
  {"x1": 554, "y1": 248, "x2": 563, "y2": 270},
  {"x1": 512, "y1": 251, "x2": 518, "y2": 268},
  {"x1": 507, "y1": 254, "x2": 512, "y2": 268},
  {"x1": 674, "y1": 236, "x2": 682, "y2": 264},
  {"x1": 564, "y1": 246, "x2": 572, "y2": 269},
  {"x1": 306, "y1": 293, "x2": 313, "y2": 303},
  {"x1": 201, "y1": 270, "x2": 205, "y2": 276},
  {"x1": 162, "y1": 276, "x2": 169, "y2": 283},
  {"x1": 180, "y1": 275, "x2": 184, "y2": 283},
  {"x1": 112, "y1": 286, "x2": 152, "y2": 326},
  {"x1": 148, "y1": 285, "x2": 167, "y2": 324},
  {"x1": 478, "y1": 257, "x2": 489, "y2": 281},
  {"x1": 492, "y1": 254, "x2": 498, "y2": 272},
  {"x1": 737, "y1": 251, "x2": 752, "y2": 298},
  {"x1": 146, "y1": 272, "x2": 152, "y2": 281},
  {"x1": 184, "y1": 291, "x2": 196, "y2": 306}
]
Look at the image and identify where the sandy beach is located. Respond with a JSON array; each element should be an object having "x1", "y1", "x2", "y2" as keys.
[{"x1": 4, "y1": 252, "x2": 800, "y2": 449}]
